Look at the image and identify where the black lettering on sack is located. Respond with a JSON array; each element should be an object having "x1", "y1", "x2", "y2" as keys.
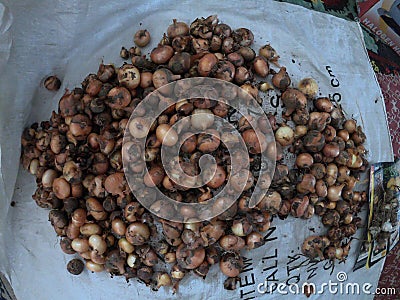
[
  {"x1": 261, "y1": 249, "x2": 278, "y2": 272},
  {"x1": 263, "y1": 226, "x2": 277, "y2": 243},
  {"x1": 266, "y1": 269, "x2": 279, "y2": 282},
  {"x1": 329, "y1": 92, "x2": 342, "y2": 102},
  {"x1": 262, "y1": 261, "x2": 277, "y2": 272},
  {"x1": 330, "y1": 78, "x2": 339, "y2": 87},
  {"x1": 306, "y1": 266, "x2": 318, "y2": 280},
  {"x1": 298, "y1": 258, "x2": 313, "y2": 269},
  {"x1": 240, "y1": 273, "x2": 255, "y2": 288},
  {"x1": 286, "y1": 255, "x2": 300, "y2": 279},
  {"x1": 286, "y1": 263, "x2": 301, "y2": 276},
  {"x1": 325, "y1": 65, "x2": 335, "y2": 77},
  {"x1": 323, "y1": 259, "x2": 335, "y2": 275},
  {"x1": 305, "y1": 259, "x2": 320, "y2": 280},
  {"x1": 262, "y1": 248, "x2": 278, "y2": 262},
  {"x1": 269, "y1": 94, "x2": 281, "y2": 108},
  {"x1": 240, "y1": 289, "x2": 255, "y2": 299},
  {"x1": 286, "y1": 254, "x2": 312, "y2": 279},
  {"x1": 261, "y1": 246, "x2": 279, "y2": 290},
  {"x1": 287, "y1": 254, "x2": 301, "y2": 265},
  {"x1": 325, "y1": 65, "x2": 342, "y2": 102},
  {"x1": 241, "y1": 257, "x2": 253, "y2": 273},
  {"x1": 239, "y1": 257, "x2": 256, "y2": 299},
  {"x1": 286, "y1": 275, "x2": 300, "y2": 286}
]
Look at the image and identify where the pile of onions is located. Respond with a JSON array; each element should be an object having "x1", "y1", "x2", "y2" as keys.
[{"x1": 20, "y1": 14, "x2": 368, "y2": 293}]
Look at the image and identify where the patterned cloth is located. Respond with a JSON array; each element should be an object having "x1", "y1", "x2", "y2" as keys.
[
  {"x1": 377, "y1": 73, "x2": 400, "y2": 158},
  {"x1": 0, "y1": 273, "x2": 15, "y2": 300}
]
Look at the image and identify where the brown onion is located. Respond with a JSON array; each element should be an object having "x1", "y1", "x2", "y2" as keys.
[
  {"x1": 52, "y1": 178, "x2": 71, "y2": 199},
  {"x1": 323, "y1": 142, "x2": 340, "y2": 158},
  {"x1": 308, "y1": 112, "x2": 331, "y2": 132},
  {"x1": 211, "y1": 60, "x2": 235, "y2": 82},
  {"x1": 126, "y1": 222, "x2": 150, "y2": 245},
  {"x1": 257, "y1": 191, "x2": 282, "y2": 214},
  {"x1": 296, "y1": 174, "x2": 316, "y2": 194},
  {"x1": 246, "y1": 232, "x2": 265, "y2": 250},
  {"x1": 69, "y1": 114, "x2": 92, "y2": 139},
  {"x1": 167, "y1": 19, "x2": 189, "y2": 38},
  {"x1": 150, "y1": 45, "x2": 174, "y2": 64},
  {"x1": 253, "y1": 56, "x2": 269, "y2": 77},
  {"x1": 272, "y1": 67, "x2": 291, "y2": 90},
  {"x1": 86, "y1": 197, "x2": 107, "y2": 220},
  {"x1": 197, "y1": 129, "x2": 220, "y2": 153},
  {"x1": 204, "y1": 165, "x2": 226, "y2": 188},
  {"x1": 294, "y1": 125, "x2": 308, "y2": 139},
  {"x1": 275, "y1": 125, "x2": 294, "y2": 146},
  {"x1": 176, "y1": 244, "x2": 205, "y2": 269},
  {"x1": 303, "y1": 130, "x2": 325, "y2": 152},
  {"x1": 198, "y1": 53, "x2": 218, "y2": 77},
  {"x1": 210, "y1": 35, "x2": 222, "y2": 51},
  {"x1": 326, "y1": 163, "x2": 338, "y2": 186},
  {"x1": 337, "y1": 129, "x2": 350, "y2": 142},
  {"x1": 152, "y1": 68, "x2": 181, "y2": 89},
  {"x1": 220, "y1": 253, "x2": 243, "y2": 277},
  {"x1": 89, "y1": 234, "x2": 107, "y2": 255},
  {"x1": 140, "y1": 72, "x2": 153, "y2": 89},
  {"x1": 295, "y1": 153, "x2": 314, "y2": 168},
  {"x1": 42, "y1": 169, "x2": 58, "y2": 188},
  {"x1": 232, "y1": 28, "x2": 254, "y2": 46},
  {"x1": 281, "y1": 88, "x2": 307, "y2": 116},
  {"x1": 80, "y1": 223, "x2": 102, "y2": 236},
  {"x1": 234, "y1": 66, "x2": 252, "y2": 85},
  {"x1": 291, "y1": 196, "x2": 310, "y2": 217},
  {"x1": 219, "y1": 235, "x2": 245, "y2": 251},
  {"x1": 327, "y1": 184, "x2": 345, "y2": 201},
  {"x1": 129, "y1": 117, "x2": 151, "y2": 139},
  {"x1": 168, "y1": 52, "x2": 191, "y2": 74},
  {"x1": 191, "y1": 108, "x2": 214, "y2": 130},
  {"x1": 292, "y1": 108, "x2": 309, "y2": 125},
  {"x1": 71, "y1": 208, "x2": 86, "y2": 228},
  {"x1": 298, "y1": 78, "x2": 318, "y2": 98},
  {"x1": 134, "y1": 29, "x2": 151, "y2": 47},
  {"x1": 310, "y1": 163, "x2": 326, "y2": 179},
  {"x1": 259, "y1": 44, "x2": 279, "y2": 61},
  {"x1": 227, "y1": 52, "x2": 244, "y2": 67},
  {"x1": 314, "y1": 97, "x2": 333, "y2": 112},
  {"x1": 344, "y1": 119, "x2": 357, "y2": 134},
  {"x1": 337, "y1": 166, "x2": 350, "y2": 183},
  {"x1": 242, "y1": 129, "x2": 267, "y2": 154},
  {"x1": 323, "y1": 125, "x2": 336, "y2": 142},
  {"x1": 144, "y1": 165, "x2": 165, "y2": 187},
  {"x1": 192, "y1": 38, "x2": 209, "y2": 53},
  {"x1": 156, "y1": 124, "x2": 178, "y2": 146},
  {"x1": 71, "y1": 237, "x2": 89, "y2": 253},
  {"x1": 117, "y1": 64, "x2": 140, "y2": 90},
  {"x1": 315, "y1": 180, "x2": 328, "y2": 197}
]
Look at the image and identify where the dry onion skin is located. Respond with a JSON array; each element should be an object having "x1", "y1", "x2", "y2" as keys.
[{"x1": 21, "y1": 14, "x2": 368, "y2": 293}]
